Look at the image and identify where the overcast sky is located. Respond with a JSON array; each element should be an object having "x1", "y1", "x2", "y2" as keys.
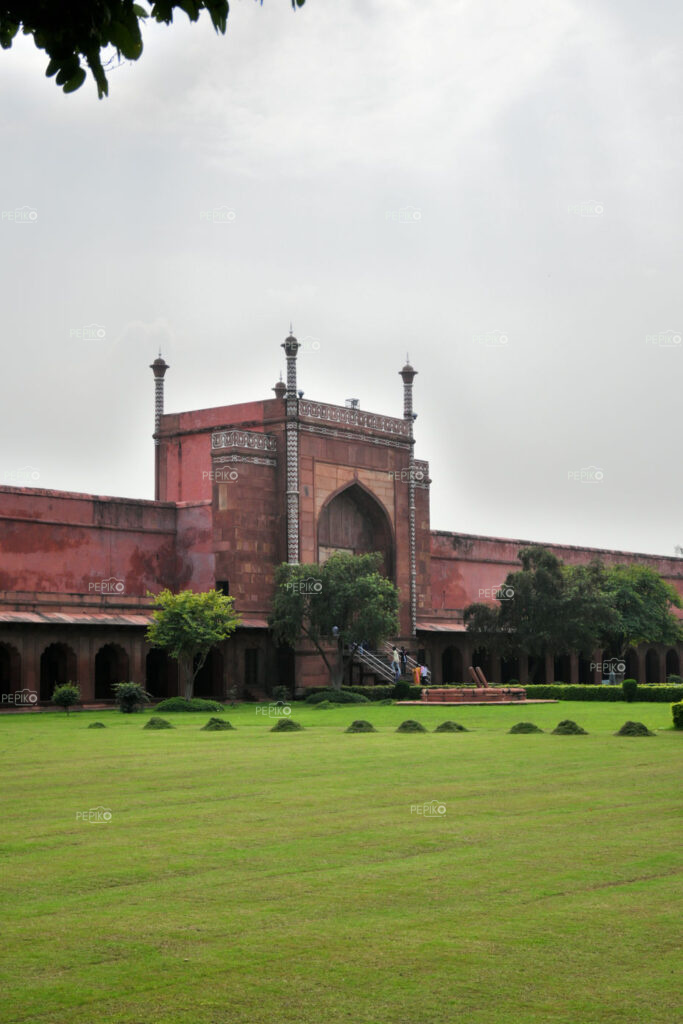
[{"x1": 0, "y1": 0, "x2": 681, "y2": 558}]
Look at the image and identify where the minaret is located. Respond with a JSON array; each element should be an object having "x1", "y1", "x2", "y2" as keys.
[
  {"x1": 281, "y1": 330, "x2": 300, "y2": 563},
  {"x1": 150, "y1": 352, "x2": 169, "y2": 501},
  {"x1": 399, "y1": 356, "x2": 418, "y2": 636}
]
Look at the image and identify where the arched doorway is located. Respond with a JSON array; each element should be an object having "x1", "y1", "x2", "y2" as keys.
[
  {"x1": 578, "y1": 654, "x2": 592, "y2": 684},
  {"x1": 645, "y1": 648, "x2": 659, "y2": 684},
  {"x1": 624, "y1": 648, "x2": 639, "y2": 682},
  {"x1": 276, "y1": 644, "x2": 295, "y2": 694},
  {"x1": 40, "y1": 643, "x2": 77, "y2": 701},
  {"x1": 194, "y1": 648, "x2": 224, "y2": 700},
  {"x1": 472, "y1": 648, "x2": 491, "y2": 682},
  {"x1": 317, "y1": 482, "x2": 394, "y2": 579},
  {"x1": 94, "y1": 644, "x2": 130, "y2": 700},
  {"x1": 442, "y1": 646, "x2": 463, "y2": 683},
  {"x1": 0, "y1": 643, "x2": 21, "y2": 699},
  {"x1": 500, "y1": 656, "x2": 520, "y2": 684},
  {"x1": 666, "y1": 649, "x2": 680, "y2": 680},
  {"x1": 554, "y1": 654, "x2": 571, "y2": 684},
  {"x1": 146, "y1": 649, "x2": 176, "y2": 700}
]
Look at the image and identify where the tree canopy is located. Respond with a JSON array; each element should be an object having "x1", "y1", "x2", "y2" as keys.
[
  {"x1": 146, "y1": 587, "x2": 241, "y2": 699},
  {"x1": 268, "y1": 551, "x2": 399, "y2": 689},
  {"x1": 0, "y1": 1, "x2": 306, "y2": 98},
  {"x1": 464, "y1": 546, "x2": 682, "y2": 668}
]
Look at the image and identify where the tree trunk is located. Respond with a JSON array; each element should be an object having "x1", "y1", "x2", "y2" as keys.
[
  {"x1": 330, "y1": 639, "x2": 345, "y2": 691},
  {"x1": 179, "y1": 653, "x2": 194, "y2": 700}
]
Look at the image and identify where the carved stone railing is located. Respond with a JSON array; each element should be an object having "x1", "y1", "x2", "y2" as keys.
[
  {"x1": 211, "y1": 430, "x2": 277, "y2": 452},
  {"x1": 298, "y1": 400, "x2": 410, "y2": 437}
]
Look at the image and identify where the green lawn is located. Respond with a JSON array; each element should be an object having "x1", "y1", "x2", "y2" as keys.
[{"x1": 1, "y1": 701, "x2": 680, "y2": 1024}]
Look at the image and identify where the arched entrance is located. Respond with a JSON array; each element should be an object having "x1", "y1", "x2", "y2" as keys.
[
  {"x1": 40, "y1": 643, "x2": 77, "y2": 701},
  {"x1": 194, "y1": 648, "x2": 224, "y2": 700},
  {"x1": 442, "y1": 646, "x2": 463, "y2": 683},
  {"x1": 146, "y1": 649, "x2": 176, "y2": 700},
  {"x1": 0, "y1": 643, "x2": 21, "y2": 699},
  {"x1": 94, "y1": 644, "x2": 130, "y2": 700},
  {"x1": 472, "y1": 648, "x2": 491, "y2": 682},
  {"x1": 500, "y1": 656, "x2": 520, "y2": 684},
  {"x1": 645, "y1": 648, "x2": 659, "y2": 684},
  {"x1": 317, "y1": 482, "x2": 394, "y2": 578},
  {"x1": 578, "y1": 654, "x2": 592, "y2": 684},
  {"x1": 665, "y1": 649, "x2": 680, "y2": 680}
]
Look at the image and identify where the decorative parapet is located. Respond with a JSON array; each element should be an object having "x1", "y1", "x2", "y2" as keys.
[
  {"x1": 298, "y1": 400, "x2": 411, "y2": 437},
  {"x1": 211, "y1": 430, "x2": 277, "y2": 452},
  {"x1": 415, "y1": 459, "x2": 430, "y2": 485}
]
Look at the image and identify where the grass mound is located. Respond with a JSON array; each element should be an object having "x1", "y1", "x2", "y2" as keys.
[
  {"x1": 508, "y1": 722, "x2": 544, "y2": 734},
  {"x1": 200, "y1": 717, "x2": 235, "y2": 731},
  {"x1": 345, "y1": 720, "x2": 376, "y2": 733},
  {"x1": 305, "y1": 689, "x2": 370, "y2": 705},
  {"x1": 615, "y1": 720, "x2": 655, "y2": 737},
  {"x1": 552, "y1": 719, "x2": 588, "y2": 735},
  {"x1": 434, "y1": 720, "x2": 468, "y2": 733},
  {"x1": 87, "y1": 721, "x2": 106, "y2": 729},
  {"x1": 312, "y1": 700, "x2": 333, "y2": 710},
  {"x1": 143, "y1": 716, "x2": 174, "y2": 730},
  {"x1": 155, "y1": 697, "x2": 224, "y2": 713},
  {"x1": 271, "y1": 718, "x2": 303, "y2": 732},
  {"x1": 378, "y1": 698, "x2": 394, "y2": 705},
  {"x1": 396, "y1": 719, "x2": 427, "y2": 733}
]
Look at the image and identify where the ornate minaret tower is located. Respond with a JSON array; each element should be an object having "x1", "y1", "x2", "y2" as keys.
[
  {"x1": 400, "y1": 356, "x2": 418, "y2": 635},
  {"x1": 150, "y1": 352, "x2": 169, "y2": 501},
  {"x1": 281, "y1": 331, "x2": 300, "y2": 563}
]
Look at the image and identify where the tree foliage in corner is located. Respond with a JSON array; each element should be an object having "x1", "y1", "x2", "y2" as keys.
[
  {"x1": 269, "y1": 551, "x2": 400, "y2": 690},
  {"x1": 146, "y1": 588, "x2": 241, "y2": 699},
  {"x1": 0, "y1": 1, "x2": 306, "y2": 98},
  {"x1": 464, "y1": 545, "x2": 683, "y2": 679}
]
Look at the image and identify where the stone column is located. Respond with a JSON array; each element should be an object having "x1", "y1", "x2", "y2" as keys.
[
  {"x1": 518, "y1": 653, "x2": 529, "y2": 685},
  {"x1": 150, "y1": 354, "x2": 169, "y2": 502},
  {"x1": 569, "y1": 653, "x2": 579, "y2": 685},
  {"x1": 281, "y1": 332, "x2": 300, "y2": 564}
]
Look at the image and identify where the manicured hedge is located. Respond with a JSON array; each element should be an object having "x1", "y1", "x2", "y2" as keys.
[
  {"x1": 672, "y1": 701, "x2": 683, "y2": 729},
  {"x1": 304, "y1": 689, "x2": 370, "y2": 705},
  {"x1": 154, "y1": 697, "x2": 225, "y2": 712},
  {"x1": 524, "y1": 684, "x2": 683, "y2": 703}
]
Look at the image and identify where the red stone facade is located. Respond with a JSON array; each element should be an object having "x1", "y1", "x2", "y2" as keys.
[{"x1": 0, "y1": 336, "x2": 681, "y2": 705}]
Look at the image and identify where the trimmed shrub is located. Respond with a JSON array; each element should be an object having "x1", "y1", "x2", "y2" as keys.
[
  {"x1": 311, "y1": 700, "x2": 333, "y2": 710},
  {"x1": 144, "y1": 716, "x2": 174, "y2": 730},
  {"x1": 271, "y1": 718, "x2": 303, "y2": 731},
  {"x1": 672, "y1": 701, "x2": 683, "y2": 730},
  {"x1": 615, "y1": 720, "x2": 655, "y2": 737},
  {"x1": 305, "y1": 689, "x2": 370, "y2": 705},
  {"x1": 396, "y1": 719, "x2": 427, "y2": 733},
  {"x1": 667, "y1": 674, "x2": 682, "y2": 684},
  {"x1": 434, "y1": 721, "x2": 468, "y2": 732},
  {"x1": 523, "y1": 684, "x2": 683, "y2": 703},
  {"x1": 622, "y1": 679, "x2": 638, "y2": 703},
  {"x1": 271, "y1": 685, "x2": 290, "y2": 702},
  {"x1": 392, "y1": 681, "x2": 413, "y2": 701},
  {"x1": 201, "y1": 717, "x2": 234, "y2": 731},
  {"x1": 345, "y1": 720, "x2": 376, "y2": 733},
  {"x1": 552, "y1": 719, "x2": 588, "y2": 735},
  {"x1": 52, "y1": 683, "x2": 81, "y2": 714},
  {"x1": 509, "y1": 722, "x2": 543, "y2": 734},
  {"x1": 378, "y1": 698, "x2": 394, "y2": 705},
  {"x1": 87, "y1": 721, "x2": 106, "y2": 729},
  {"x1": 155, "y1": 697, "x2": 225, "y2": 713},
  {"x1": 112, "y1": 681, "x2": 151, "y2": 713}
]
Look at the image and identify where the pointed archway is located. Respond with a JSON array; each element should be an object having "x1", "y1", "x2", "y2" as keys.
[
  {"x1": 317, "y1": 482, "x2": 394, "y2": 579},
  {"x1": 40, "y1": 643, "x2": 77, "y2": 701}
]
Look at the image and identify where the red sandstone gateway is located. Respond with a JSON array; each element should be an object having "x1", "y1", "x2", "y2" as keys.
[{"x1": 0, "y1": 335, "x2": 681, "y2": 704}]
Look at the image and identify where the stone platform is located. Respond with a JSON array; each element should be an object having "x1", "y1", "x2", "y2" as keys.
[{"x1": 420, "y1": 686, "x2": 527, "y2": 703}]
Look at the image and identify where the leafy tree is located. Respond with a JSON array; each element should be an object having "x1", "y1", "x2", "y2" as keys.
[
  {"x1": 0, "y1": 0, "x2": 306, "y2": 99},
  {"x1": 52, "y1": 682, "x2": 81, "y2": 714},
  {"x1": 146, "y1": 588, "x2": 241, "y2": 699},
  {"x1": 465, "y1": 546, "x2": 682, "y2": 679},
  {"x1": 268, "y1": 552, "x2": 399, "y2": 690}
]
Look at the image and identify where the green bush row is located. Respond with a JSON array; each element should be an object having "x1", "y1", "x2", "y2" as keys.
[
  {"x1": 154, "y1": 697, "x2": 225, "y2": 712},
  {"x1": 524, "y1": 684, "x2": 683, "y2": 703},
  {"x1": 672, "y1": 701, "x2": 683, "y2": 729}
]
